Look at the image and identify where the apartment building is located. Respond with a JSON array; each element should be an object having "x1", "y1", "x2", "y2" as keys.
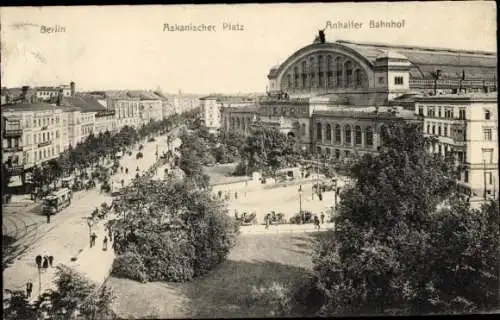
[
  {"x1": 127, "y1": 91, "x2": 164, "y2": 124},
  {"x1": 2, "y1": 102, "x2": 67, "y2": 188},
  {"x1": 415, "y1": 92, "x2": 498, "y2": 199}
]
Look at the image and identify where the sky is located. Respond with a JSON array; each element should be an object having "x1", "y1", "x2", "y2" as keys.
[{"x1": 0, "y1": 2, "x2": 496, "y2": 94}]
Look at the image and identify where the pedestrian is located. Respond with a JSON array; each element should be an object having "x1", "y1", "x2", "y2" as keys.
[
  {"x1": 120, "y1": 166, "x2": 123, "y2": 173},
  {"x1": 321, "y1": 212, "x2": 325, "y2": 224},
  {"x1": 90, "y1": 232, "x2": 97, "y2": 248},
  {"x1": 234, "y1": 192, "x2": 238, "y2": 199},
  {"x1": 26, "y1": 280, "x2": 33, "y2": 298},
  {"x1": 265, "y1": 214, "x2": 269, "y2": 229},
  {"x1": 218, "y1": 190, "x2": 222, "y2": 199},
  {"x1": 35, "y1": 255, "x2": 42, "y2": 269},
  {"x1": 48, "y1": 255, "x2": 54, "y2": 267},
  {"x1": 125, "y1": 168, "x2": 129, "y2": 174},
  {"x1": 42, "y1": 256, "x2": 49, "y2": 269},
  {"x1": 103, "y1": 236, "x2": 108, "y2": 251},
  {"x1": 314, "y1": 216, "x2": 320, "y2": 231},
  {"x1": 108, "y1": 228, "x2": 113, "y2": 242},
  {"x1": 46, "y1": 213, "x2": 51, "y2": 224},
  {"x1": 318, "y1": 192, "x2": 323, "y2": 201}
]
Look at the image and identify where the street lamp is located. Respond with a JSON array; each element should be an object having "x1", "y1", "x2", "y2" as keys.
[
  {"x1": 298, "y1": 184, "x2": 303, "y2": 214},
  {"x1": 332, "y1": 177, "x2": 338, "y2": 209}
]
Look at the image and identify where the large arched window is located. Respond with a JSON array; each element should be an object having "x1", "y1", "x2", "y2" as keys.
[
  {"x1": 345, "y1": 61, "x2": 353, "y2": 87},
  {"x1": 326, "y1": 55, "x2": 333, "y2": 87},
  {"x1": 301, "y1": 123, "x2": 306, "y2": 136},
  {"x1": 236, "y1": 117, "x2": 240, "y2": 129},
  {"x1": 344, "y1": 124, "x2": 351, "y2": 145},
  {"x1": 316, "y1": 123, "x2": 322, "y2": 141},
  {"x1": 287, "y1": 74, "x2": 292, "y2": 89},
  {"x1": 294, "y1": 66, "x2": 300, "y2": 88},
  {"x1": 335, "y1": 57, "x2": 342, "y2": 87},
  {"x1": 326, "y1": 123, "x2": 332, "y2": 142},
  {"x1": 310, "y1": 57, "x2": 316, "y2": 88},
  {"x1": 355, "y1": 125, "x2": 362, "y2": 145},
  {"x1": 366, "y1": 126, "x2": 373, "y2": 146},
  {"x1": 335, "y1": 124, "x2": 341, "y2": 144},
  {"x1": 354, "y1": 69, "x2": 362, "y2": 87},
  {"x1": 318, "y1": 55, "x2": 324, "y2": 88},
  {"x1": 301, "y1": 61, "x2": 307, "y2": 88}
]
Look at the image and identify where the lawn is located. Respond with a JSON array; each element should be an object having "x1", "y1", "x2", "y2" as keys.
[
  {"x1": 106, "y1": 232, "x2": 322, "y2": 318},
  {"x1": 204, "y1": 163, "x2": 247, "y2": 185}
]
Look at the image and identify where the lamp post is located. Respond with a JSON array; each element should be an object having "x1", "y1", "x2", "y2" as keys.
[
  {"x1": 332, "y1": 177, "x2": 338, "y2": 209},
  {"x1": 298, "y1": 184, "x2": 303, "y2": 214}
]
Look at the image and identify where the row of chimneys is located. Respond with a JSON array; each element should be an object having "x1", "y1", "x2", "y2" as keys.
[{"x1": 20, "y1": 81, "x2": 76, "y2": 104}]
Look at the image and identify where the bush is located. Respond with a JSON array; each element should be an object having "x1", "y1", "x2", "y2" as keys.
[
  {"x1": 111, "y1": 251, "x2": 149, "y2": 283},
  {"x1": 136, "y1": 152, "x2": 143, "y2": 159},
  {"x1": 111, "y1": 180, "x2": 239, "y2": 282},
  {"x1": 148, "y1": 137, "x2": 156, "y2": 142},
  {"x1": 251, "y1": 282, "x2": 292, "y2": 317}
]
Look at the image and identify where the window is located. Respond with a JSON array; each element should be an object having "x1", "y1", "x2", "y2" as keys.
[
  {"x1": 394, "y1": 76, "x2": 404, "y2": 85},
  {"x1": 444, "y1": 126, "x2": 448, "y2": 137},
  {"x1": 335, "y1": 125, "x2": 341, "y2": 143},
  {"x1": 483, "y1": 128, "x2": 492, "y2": 141},
  {"x1": 355, "y1": 126, "x2": 362, "y2": 145},
  {"x1": 432, "y1": 125, "x2": 436, "y2": 135},
  {"x1": 459, "y1": 109, "x2": 466, "y2": 120},
  {"x1": 301, "y1": 123, "x2": 306, "y2": 136},
  {"x1": 344, "y1": 125, "x2": 352, "y2": 145},
  {"x1": 378, "y1": 77, "x2": 384, "y2": 84},
  {"x1": 418, "y1": 107, "x2": 424, "y2": 116},
  {"x1": 345, "y1": 61, "x2": 353, "y2": 87},
  {"x1": 302, "y1": 61, "x2": 307, "y2": 88},
  {"x1": 482, "y1": 149, "x2": 493, "y2": 163},
  {"x1": 316, "y1": 123, "x2": 322, "y2": 141},
  {"x1": 485, "y1": 110, "x2": 491, "y2": 120},
  {"x1": 426, "y1": 124, "x2": 430, "y2": 133},
  {"x1": 336, "y1": 57, "x2": 342, "y2": 86},
  {"x1": 438, "y1": 107, "x2": 442, "y2": 118},
  {"x1": 335, "y1": 149, "x2": 340, "y2": 159},
  {"x1": 438, "y1": 126, "x2": 441, "y2": 136},
  {"x1": 487, "y1": 172, "x2": 493, "y2": 185},
  {"x1": 464, "y1": 170, "x2": 469, "y2": 183},
  {"x1": 326, "y1": 124, "x2": 332, "y2": 142},
  {"x1": 366, "y1": 127, "x2": 373, "y2": 146},
  {"x1": 354, "y1": 69, "x2": 362, "y2": 87}
]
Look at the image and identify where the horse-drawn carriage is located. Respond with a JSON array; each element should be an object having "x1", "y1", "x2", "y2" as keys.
[
  {"x1": 289, "y1": 210, "x2": 314, "y2": 224},
  {"x1": 235, "y1": 211, "x2": 257, "y2": 225},
  {"x1": 265, "y1": 211, "x2": 286, "y2": 225}
]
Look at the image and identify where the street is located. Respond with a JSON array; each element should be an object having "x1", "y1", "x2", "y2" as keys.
[{"x1": 2, "y1": 128, "x2": 179, "y2": 298}]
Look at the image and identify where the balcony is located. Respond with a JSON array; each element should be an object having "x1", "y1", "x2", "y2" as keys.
[
  {"x1": 3, "y1": 128, "x2": 23, "y2": 137},
  {"x1": 38, "y1": 141, "x2": 51, "y2": 148},
  {"x1": 3, "y1": 146, "x2": 23, "y2": 153}
]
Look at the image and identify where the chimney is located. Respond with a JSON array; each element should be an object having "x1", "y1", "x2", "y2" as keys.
[
  {"x1": 57, "y1": 89, "x2": 64, "y2": 106},
  {"x1": 70, "y1": 81, "x2": 75, "y2": 96},
  {"x1": 22, "y1": 86, "x2": 29, "y2": 102}
]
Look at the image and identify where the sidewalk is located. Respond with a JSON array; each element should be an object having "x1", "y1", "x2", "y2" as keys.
[
  {"x1": 239, "y1": 222, "x2": 335, "y2": 235},
  {"x1": 3, "y1": 134, "x2": 167, "y2": 302}
]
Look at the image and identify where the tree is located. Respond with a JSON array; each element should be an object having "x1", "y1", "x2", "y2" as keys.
[
  {"x1": 312, "y1": 120, "x2": 498, "y2": 316},
  {"x1": 3, "y1": 290, "x2": 38, "y2": 320},
  {"x1": 48, "y1": 265, "x2": 115, "y2": 319},
  {"x1": 237, "y1": 127, "x2": 297, "y2": 178},
  {"x1": 111, "y1": 178, "x2": 239, "y2": 282}
]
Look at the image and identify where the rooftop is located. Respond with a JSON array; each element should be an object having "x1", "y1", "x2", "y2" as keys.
[
  {"x1": 269, "y1": 39, "x2": 497, "y2": 80},
  {"x1": 415, "y1": 92, "x2": 498, "y2": 102},
  {"x1": 1, "y1": 102, "x2": 62, "y2": 112},
  {"x1": 61, "y1": 95, "x2": 107, "y2": 112}
]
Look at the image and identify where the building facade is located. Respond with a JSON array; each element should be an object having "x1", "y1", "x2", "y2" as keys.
[
  {"x1": 222, "y1": 34, "x2": 496, "y2": 157},
  {"x1": 416, "y1": 93, "x2": 498, "y2": 198},
  {"x1": 2, "y1": 103, "x2": 67, "y2": 188}
]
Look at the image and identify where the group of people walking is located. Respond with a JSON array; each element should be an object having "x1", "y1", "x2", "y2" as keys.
[{"x1": 35, "y1": 254, "x2": 54, "y2": 270}]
